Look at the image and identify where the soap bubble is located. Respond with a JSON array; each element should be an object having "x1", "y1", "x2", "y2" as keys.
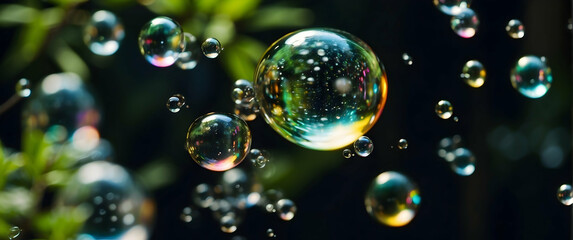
[
  {"x1": 166, "y1": 94, "x2": 185, "y2": 113},
  {"x1": 398, "y1": 139, "x2": 408, "y2": 149},
  {"x1": 433, "y1": 0, "x2": 471, "y2": 15},
  {"x1": 138, "y1": 16, "x2": 184, "y2": 67},
  {"x1": 84, "y1": 10, "x2": 125, "y2": 56},
  {"x1": 254, "y1": 28, "x2": 388, "y2": 150},
  {"x1": 510, "y1": 55, "x2": 552, "y2": 98},
  {"x1": 220, "y1": 215, "x2": 237, "y2": 233},
  {"x1": 437, "y1": 135, "x2": 463, "y2": 158},
  {"x1": 186, "y1": 113, "x2": 252, "y2": 171},
  {"x1": 15, "y1": 78, "x2": 31, "y2": 98},
  {"x1": 461, "y1": 60, "x2": 485, "y2": 88},
  {"x1": 275, "y1": 198, "x2": 297, "y2": 221},
  {"x1": 557, "y1": 184, "x2": 573, "y2": 206},
  {"x1": 451, "y1": 8, "x2": 479, "y2": 38},
  {"x1": 58, "y1": 161, "x2": 148, "y2": 239},
  {"x1": 234, "y1": 101, "x2": 259, "y2": 121},
  {"x1": 180, "y1": 206, "x2": 198, "y2": 223},
  {"x1": 193, "y1": 183, "x2": 215, "y2": 208},
  {"x1": 23, "y1": 73, "x2": 100, "y2": 142},
  {"x1": 232, "y1": 79, "x2": 255, "y2": 104},
  {"x1": 201, "y1": 38, "x2": 222, "y2": 58},
  {"x1": 365, "y1": 171, "x2": 421, "y2": 227},
  {"x1": 9, "y1": 226, "x2": 21, "y2": 239},
  {"x1": 342, "y1": 149, "x2": 352, "y2": 158},
  {"x1": 354, "y1": 136, "x2": 373, "y2": 157},
  {"x1": 506, "y1": 19, "x2": 525, "y2": 39},
  {"x1": 435, "y1": 100, "x2": 453, "y2": 119},
  {"x1": 402, "y1": 53, "x2": 413, "y2": 65},
  {"x1": 266, "y1": 228, "x2": 276, "y2": 238},
  {"x1": 176, "y1": 32, "x2": 201, "y2": 70},
  {"x1": 446, "y1": 148, "x2": 476, "y2": 176}
]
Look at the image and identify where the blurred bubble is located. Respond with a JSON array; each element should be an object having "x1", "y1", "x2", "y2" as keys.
[
  {"x1": 276, "y1": 199, "x2": 296, "y2": 221},
  {"x1": 402, "y1": 53, "x2": 413, "y2": 65},
  {"x1": 9, "y1": 226, "x2": 21, "y2": 239},
  {"x1": 84, "y1": 10, "x2": 124, "y2": 56},
  {"x1": 487, "y1": 126, "x2": 529, "y2": 161},
  {"x1": 266, "y1": 228, "x2": 276, "y2": 238},
  {"x1": 232, "y1": 79, "x2": 255, "y2": 104},
  {"x1": 354, "y1": 136, "x2": 373, "y2": 157},
  {"x1": 435, "y1": 100, "x2": 453, "y2": 119},
  {"x1": 451, "y1": 8, "x2": 479, "y2": 38},
  {"x1": 540, "y1": 127, "x2": 571, "y2": 169},
  {"x1": 234, "y1": 101, "x2": 259, "y2": 122},
  {"x1": 446, "y1": 148, "x2": 475, "y2": 176},
  {"x1": 180, "y1": 206, "x2": 198, "y2": 223},
  {"x1": 71, "y1": 126, "x2": 100, "y2": 152},
  {"x1": 557, "y1": 184, "x2": 573, "y2": 206},
  {"x1": 166, "y1": 94, "x2": 185, "y2": 113},
  {"x1": 365, "y1": 171, "x2": 420, "y2": 227},
  {"x1": 138, "y1": 16, "x2": 184, "y2": 67},
  {"x1": 254, "y1": 28, "x2": 387, "y2": 150},
  {"x1": 220, "y1": 215, "x2": 237, "y2": 233},
  {"x1": 510, "y1": 55, "x2": 552, "y2": 98},
  {"x1": 186, "y1": 113, "x2": 251, "y2": 171},
  {"x1": 201, "y1": 38, "x2": 222, "y2": 58},
  {"x1": 461, "y1": 60, "x2": 485, "y2": 88},
  {"x1": 398, "y1": 139, "x2": 408, "y2": 149},
  {"x1": 193, "y1": 183, "x2": 215, "y2": 208},
  {"x1": 342, "y1": 148, "x2": 352, "y2": 158},
  {"x1": 15, "y1": 78, "x2": 31, "y2": 98},
  {"x1": 506, "y1": 19, "x2": 525, "y2": 39},
  {"x1": 176, "y1": 32, "x2": 200, "y2": 70},
  {"x1": 433, "y1": 0, "x2": 471, "y2": 15},
  {"x1": 58, "y1": 161, "x2": 148, "y2": 239}
]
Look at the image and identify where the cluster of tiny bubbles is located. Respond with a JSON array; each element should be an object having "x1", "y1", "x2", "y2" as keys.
[
  {"x1": 275, "y1": 198, "x2": 297, "y2": 221},
  {"x1": 201, "y1": 37, "x2": 222, "y2": 58},
  {"x1": 232, "y1": 79, "x2": 255, "y2": 105},
  {"x1": 176, "y1": 32, "x2": 201, "y2": 70},
  {"x1": 254, "y1": 28, "x2": 388, "y2": 150},
  {"x1": 435, "y1": 100, "x2": 453, "y2": 119},
  {"x1": 8, "y1": 226, "x2": 21, "y2": 239},
  {"x1": 263, "y1": 189, "x2": 284, "y2": 213},
  {"x1": 138, "y1": 16, "x2": 184, "y2": 67},
  {"x1": 402, "y1": 53, "x2": 413, "y2": 65},
  {"x1": 437, "y1": 135, "x2": 462, "y2": 158},
  {"x1": 364, "y1": 171, "x2": 421, "y2": 227},
  {"x1": 398, "y1": 138, "x2": 408, "y2": 150},
  {"x1": 461, "y1": 60, "x2": 486, "y2": 88},
  {"x1": 23, "y1": 73, "x2": 100, "y2": 143},
  {"x1": 433, "y1": 0, "x2": 471, "y2": 16},
  {"x1": 451, "y1": 8, "x2": 479, "y2": 38},
  {"x1": 186, "y1": 112, "x2": 252, "y2": 171},
  {"x1": 510, "y1": 55, "x2": 552, "y2": 98},
  {"x1": 166, "y1": 94, "x2": 186, "y2": 113},
  {"x1": 557, "y1": 184, "x2": 573, "y2": 206},
  {"x1": 84, "y1": 10, "x2": 124, "y2": 56},
  {"x1": 342, "y1": 148, "x2": 353, "y2": 158},
  {"x1": 506, "y1": 19, "x2": 525, "y2": 39},
  {"x1": 15, "y1": 78, "x2": 31, "y2": 98},
  {"x1": 445, "y1": 148, "x2": 476, "y2": 176},
  {"x1": 249, "y1": 148, "x2": 269, "y2": 168},
  {"x1": 354, "y1": 136, "x2": 374, "y2": 157},
  {"x1": 57, "y1": 161, "x2": 149, "y2": 239},
  {"x1": 267, "y1": 228, "x2": 276, "y2": 238}
]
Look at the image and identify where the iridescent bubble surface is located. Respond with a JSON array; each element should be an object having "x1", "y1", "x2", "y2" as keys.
[
  {"x1": 354, "y1": 136, "x2": 373, "y2": 157},
  {"x1": 232, "y1": 79, "x2": 255, "y2": 104},
  {"x1": 435, "y1": 100, "x2": 453, "y2": 119},
  {"x1": 451, "y1": 8, "x2": 479, "y2": 38},
  {"x1": 234, "y1": 101, "x2": 259, "y2": 122},
  {"x1": 276, "y1": 199, "x2": 297, "y2": 221},
  {"x1": 342, "y1": 148, "x2": 352, "y2": 158},
  {"x1": 461, "y1": 60, "x2": 485, "y2": 88},
  {"x1": 446, "y1": 148, "x2": 476, "y2": 176},
  {"x1": 176, "y1": 32, "x2": 201, "y2": 70},
  {"x1": 186, "y1": 113, "x2": 251, "y2": 171},
  {"x1": 557, "y1": 184, "x2": 573, "y2": 206},
  {"x1": 58, "y1": 161, "x2": 147, "y2": 239},
  {"x1": 254, "y1": 28, "x2": 388, "y2": 150},
  {"x1": 433, "y1": 0, "x2": 471, "y2": 15},
  {"x1": 8, "y1": 226, "x2": 21, "y2": 239},
  {"x1": 138, "y1": 16, "x2": 184, "y2": 67},
  {"x1": 201, "y1": 38, "x2": 222, "y2": 58},
  {"x1": 506, "y1": 19, "x2": 525, "y2": 39},
  {"x1": 15, "y1": 78, "x2": 31, "y2": 97},
  {"x1": 166, "y1": 94, "x2": 185, "y2": 113},
  {"x1": 365, "y1": 171, "x2": 421, "y2": 227},
  {"x1": 398, "y1": 138, "x2": 408, "y2": 149},
  {"x1": 510, "y1": 55, "x2": 552, "y2": 98},
  {"x1": 84, "y1": 10, "x2": 124, "y2": 56}
]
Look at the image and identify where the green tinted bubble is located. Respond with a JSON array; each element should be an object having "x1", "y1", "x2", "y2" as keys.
[
  {"x1": 254, "y1": 28, "x2": 388, "y2": 150},
  {"x1": 510, "y1": 55, "x2": 552, "y2": 98}
]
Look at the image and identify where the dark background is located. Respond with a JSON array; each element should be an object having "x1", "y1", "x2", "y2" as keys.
[{"x1": 0, "y1": 0, "x2": 571, "y2": 239}]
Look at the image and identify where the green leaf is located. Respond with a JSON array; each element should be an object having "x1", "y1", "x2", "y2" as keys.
[
  {"x1": 221, "y1": 43, "x2": 256, "y2": 80},
  {"x1": 244, "y1": 6, "x2": 314, "y2": 31},
  {"x1": 50, "y1": 39, "x2": 90, "y2": 81},
  {"x1": 135, "y1": 159, "x2": 177, "y2": 191},
  {"x1": 203, "y1": 14, "x2": 236, "y2": 44},
  {"x1": 0, "y1": 187, "x2": 34, "y2": 218},
  {"x1": 22, "y1": 130, "x2": 51, "y2": 178},
  {"x1": 0, "y1": 4, "x2": 38, "y2": 26},
  {"x1": 216, "y1": 0, "x2": 261, "y2": 20},
  {"x1": 143, "y1": 0, "x2": 188, "y2": 16},
  {"x1": 33, "y1": 206, "x2": 88, "y2": 239},
  {"x1": 46, "y1": 0, "x2": 88, "y2": 7}
]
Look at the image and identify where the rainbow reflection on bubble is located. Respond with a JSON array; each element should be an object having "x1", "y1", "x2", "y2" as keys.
[
  {"x1": 138, "y1": 17, "x2": 184, "y2": 67},
  {"x1": 451, "y1": 8, "x2": 479, "y2": 38}
]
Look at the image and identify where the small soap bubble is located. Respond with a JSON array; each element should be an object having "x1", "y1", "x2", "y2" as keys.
[
  {"x1": 194, "y1": 183, "x2": 215, "y2": 208},
  {"x1": 461, "y1": 60, "x2": 485, "y2": 88},
  {"x1": 510, "y1": 55, "x2": 552, "y2": 98},
  {"x1": 453, "y1": 116, "x2": 459, "y2": 122},
  {"x1": 354, "y1": 136, "x2": 374, "y2": 157},
  {"x1": 506, "y1": 19, "x2": 525, "y2": 39},
  {"x1": 201, "y1": 38, "x2": 222, "y2": 58},
  {"x1": 15, "y1": 78, "x2": 31, "y2": 97},
  {"x1": 232, "y1": 79, "x2": 255, "y2": 104},
  {"x1": 254, "y1": 156, "x2": 268, "y2": 168},
  {"x1": 84, "y1": 10, "x2": 125, "y2": 56},
  {"x1": 402, "y1": 53, "x2": 413, "y2": 65},
  {"x1": 235, "y1": 101, "x2": 259, "y2": 121},
  {"x1": 166, "y1": 94, "x2": 185, "y2": 113},
  {"x1": 249, "y1": 148, "x2": 269, "y2": 168},
  {"x1": 398, "y1": 139, "x2": 408, "y2": 150},
  {"x1": 9, "y1": 226, "x2": 21, "y2": 239},
  {"x1": 276, "y1": 199, "x2": 297, "y2": 221},
  {"x1": 435, "y1": 100, "x2": 453, "y2": 119},
  {"x1": 451, "y1": 8, "x2": 479, "y2": 38},
  {"x1": 266, "y1": 228, "x2": 276, "y2": 238},
  {"x1": 176, "y1": 32, "x2": 201, "y2": 70},
  {"x1": 447, "y1": 148, "x2": 475, "y2": 176},
  {"x1": 557, "y1": 184, "x2": 573, "y2": 206},
  {"x1": 180, "y1": 206, "x2": 196, "y2": 223},
  {"x1": 138, "y1": 16, "x2": 184, "y2": 67},
  {"x1": 433, "y1": 0, "x2": 471, "y2": 15},
  {"x1": 220, "y1": 215, "x2": 237, "y2": 233},
  {"x1": 342, "y1": 149, "x2": 352, "y2": 158}
]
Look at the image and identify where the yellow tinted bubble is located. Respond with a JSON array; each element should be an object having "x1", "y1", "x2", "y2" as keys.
[
  {"x1": 254, "y1": 28, "x2": 388, "y2": 150},
  {"x1": 461, "y1": 60, "x2": 486, "y2": 88}
]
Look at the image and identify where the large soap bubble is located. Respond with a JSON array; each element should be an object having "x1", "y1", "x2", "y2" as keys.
[{"x1": 254, "y1": 28, "x2": 388, "y2": 150}]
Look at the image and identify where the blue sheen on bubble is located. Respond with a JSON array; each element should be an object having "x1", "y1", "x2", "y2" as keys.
[
  {"x1": 510, "y1": 55, "x2": 552, "y2": 98},
  {"x1": 433, "y1": 0, "x2": 471, "y2": 15},
  {"x1": 447, "y1": 148, "x2": 476, "y2": 176}
]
